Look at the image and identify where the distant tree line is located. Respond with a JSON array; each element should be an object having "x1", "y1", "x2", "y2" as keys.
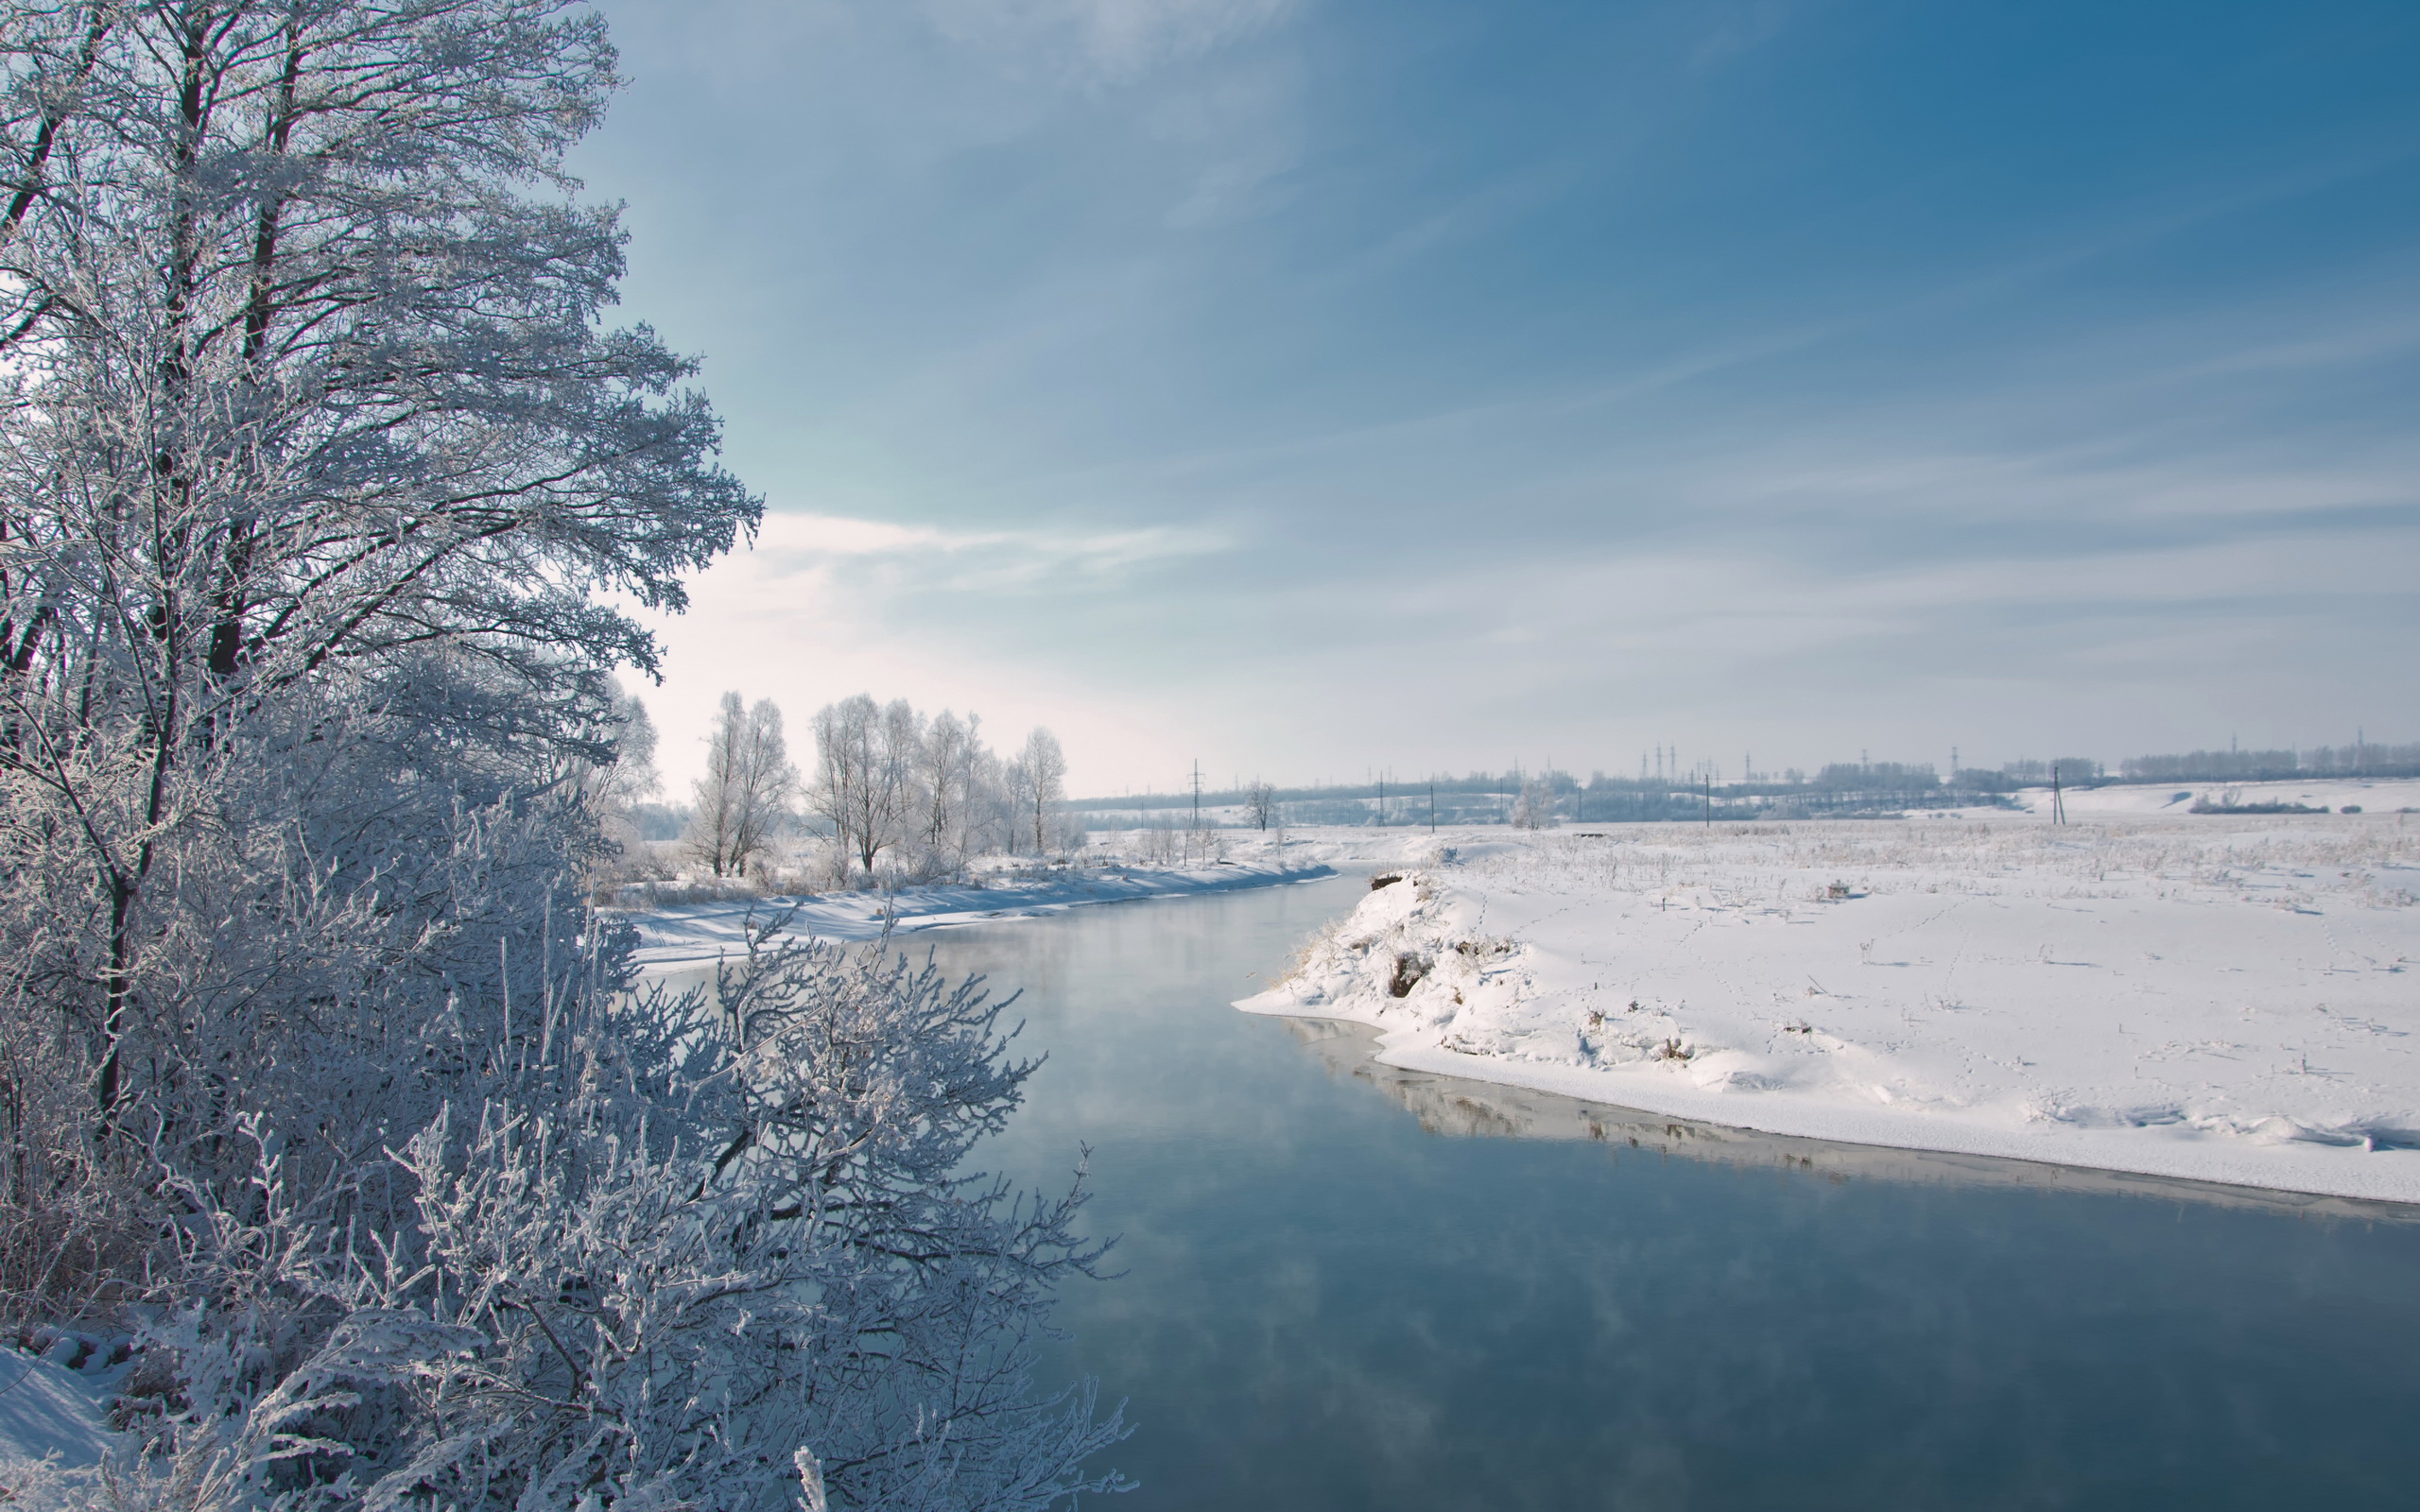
[
  {"x1": 1067, "y1": 736, "x2": 2411, "y2": 833},
  {"x1": 2118, "y1": 742, "x2": 2420, "y2": 782},
  {"x1": 673, "y1": 693, "x2": 1075, "y2": 885}
]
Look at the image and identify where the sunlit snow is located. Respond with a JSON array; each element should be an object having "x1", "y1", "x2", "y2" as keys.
[{"x1": 1242, "y1": 784, "x2": 2420, "y2": 1202}]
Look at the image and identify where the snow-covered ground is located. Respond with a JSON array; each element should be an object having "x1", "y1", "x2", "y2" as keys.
[
  {"x1": 1993, "y1": 776, "x2": 2420, "y2": 819},
  {"x1": 625, "y1": 857, "x2": 1338, "y2": 970},
  {"x1": 1242, "y1": 799, "x2": 2420, "y2": 1203},
  {"x1": 0, "y1": 1335, "x2": 130, "y2": 1501}
]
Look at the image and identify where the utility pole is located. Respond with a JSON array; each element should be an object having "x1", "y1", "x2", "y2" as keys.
[
  {"x1": 1190, "y1": 760, "x2": 1203, "y2": 832},
  {"x1": 2051, "y1": 762, "x2": 2066, "y2": 825}
]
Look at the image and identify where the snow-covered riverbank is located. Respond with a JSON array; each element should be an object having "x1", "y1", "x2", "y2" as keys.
[
  {"x1": 625, "y1": 859, "x2": 1336, "y2": 970},
  {"x1": 1241, "y1": 805, "x2": 2420, "y2": 1202}
]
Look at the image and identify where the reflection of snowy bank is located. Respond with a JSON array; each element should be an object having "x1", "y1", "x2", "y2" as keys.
[
  {"x1": 625, "y1": 860, "x2": 1335, "y2": 970},
  {"x1": 1242, "y1": 815, "x2": 2420, "y2": 1204},
  {"x1": 1278, "y1": 1017, "x2": 2416, "y2": 1223}
]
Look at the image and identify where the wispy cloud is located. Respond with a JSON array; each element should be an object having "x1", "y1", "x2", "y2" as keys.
[
  {"x1": 746, "y1": 509, "x2": 1228, "y2": 580},
  {"x1": 916, "y1": 0, "x2": 1295, "y2": 83},
  {"x1": 588, "y1": 0, "x2": 2420, "y2": 791},
  {"x1": 1689, "y1": 0, "x2": 1813, "y2": 69}
]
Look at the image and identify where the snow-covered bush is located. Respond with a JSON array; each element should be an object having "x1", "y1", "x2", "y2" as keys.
[
  {"x1": 106, "y1": 924, "x2": 1126, "y2": 1511},
  {"x1": 1509, "y1": 781, "x2": 1559, "y2": 831},
  {"x1": 0, "y1": 671, "x2": 613, "y2": 1316}
]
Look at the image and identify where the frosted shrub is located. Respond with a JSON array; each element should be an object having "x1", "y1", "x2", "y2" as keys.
[{"x1": 111, "y1": 922, "x2": 1126, "y2": 1511}]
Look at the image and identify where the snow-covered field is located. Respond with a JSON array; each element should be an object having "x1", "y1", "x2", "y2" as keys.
[
  {"x1": 625, "y1": 858, "x2": 1337, "y2": 970},
  {"x1": 1241, "y1": 794, "x2": 2420, "y2": 1203},
  {"x1": 1992, "y1": 775, "x2": 2420, "y2": 819}
]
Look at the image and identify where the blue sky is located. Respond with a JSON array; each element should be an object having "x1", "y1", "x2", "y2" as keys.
[{"x1": 577, "y1": 0, "x2": 2420, "y2": 796}]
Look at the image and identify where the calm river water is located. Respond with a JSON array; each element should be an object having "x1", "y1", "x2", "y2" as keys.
[{"x1": 687, "y1": 871, "x2": 2420, "y2": 1510}]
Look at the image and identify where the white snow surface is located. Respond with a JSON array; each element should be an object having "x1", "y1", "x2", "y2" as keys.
[
  {"x1": 626, "y1": 858, "x2": 1339, "y2": 970},
  {"x1": 0, "y1": 1342, "x2": 128, "y2": 1498},
  {"x1": 1993, "y1": 776, "x2": 2420, "y2": 819},
  {"x1": 1240, "y1": 807, "x2": 2420, "y2": 1203}
]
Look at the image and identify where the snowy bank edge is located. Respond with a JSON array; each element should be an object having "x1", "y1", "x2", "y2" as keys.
[
  {"x1": 627, "y1": 863, "x2": 1340, "y2": 971},
  {"x1": 1236, "y1": 988, "x2": 2420, "y2": 1206}
]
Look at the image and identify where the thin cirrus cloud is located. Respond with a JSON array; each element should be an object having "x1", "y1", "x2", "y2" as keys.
[
  {"x1": 736, "y1": 510, "x2": 1225, "y2": 576},
  {"x1": 588, "y1": 0, "x2": 2420, "y2": 794},
  {"x1": 916, "y1": 0, "x2": 1295, "y2": 80}
]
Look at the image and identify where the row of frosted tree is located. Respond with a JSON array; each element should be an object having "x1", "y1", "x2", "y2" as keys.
[
  {"x1": 682, "y1": 694, "x2": 1073, "y2": 886},
  {"x1": 0, "y1": 4, "x2": 1119, "y2": 1508}
]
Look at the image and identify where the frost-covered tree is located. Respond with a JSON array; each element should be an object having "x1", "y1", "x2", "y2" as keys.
[
  {"x1": 915, "y1": 709, "x2": 978, "y2": 869},
  {"x1": 907, "y1": 710, "x2": 1023, "y2": 877},
  {"x1": 1244, "y1": 781, "x2": 1277, "y2": 832},
  {"x1": 688, "y1": 692, "x2": 796, "y2": 878},
  {"x1": 0, "y1": 0, "x2": 757, "y2": 1254},
  {"x1": 0, "y1": 4, "x2": 1127, "y2": 1501},
  {"x1": 809, "y1": 695, "x2": 925, "y2": 883},
  {"x1": 598, "y1": 688, "x2": 664, "y2": 814},
  {"x1": 581, "y1": 684, "x2": 663, "y2": 867},
  {"x1": 795, "y1": 697, "x2": 1044, "y2": 880},
  {"x1": 1016, "y1": 730, "x2": 1067, "y2": 855},
  {"x1": 1510, "y1": 779, "x2": 1558, "y2": 830},
  {"x1": 962, "y1": 740, "x2": 1016, "y2": 857}
]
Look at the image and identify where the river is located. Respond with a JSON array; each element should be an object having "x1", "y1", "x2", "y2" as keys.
[{"x1": 666, "y1": 870, "x2": 2420, "y2": 1509}]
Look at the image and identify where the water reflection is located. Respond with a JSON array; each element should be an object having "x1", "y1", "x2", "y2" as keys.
[{"x1": 1276, "y1": 1017, "x2": 2419, "y2": 1224}]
